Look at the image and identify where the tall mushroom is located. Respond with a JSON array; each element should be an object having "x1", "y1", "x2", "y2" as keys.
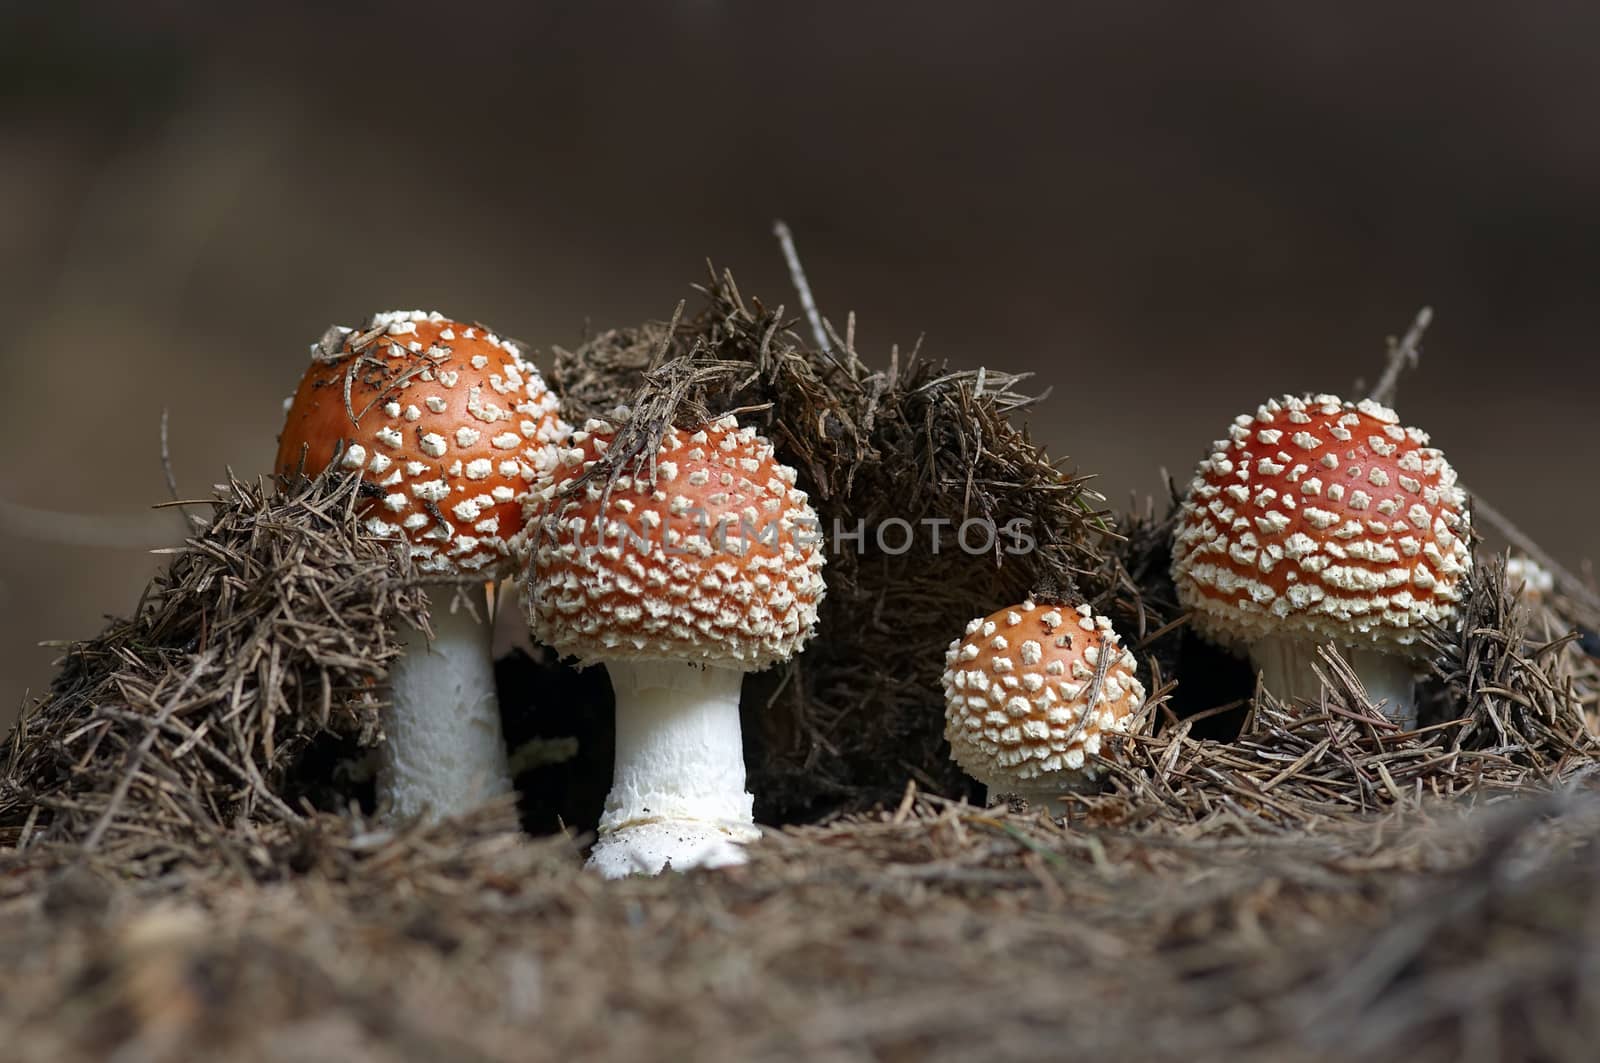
[
  {"x1": 1170, "y1": 393, "x2": 1471, "y2": 728},
  {"x1": 277, "y1": 309, "x2": 569, "y2": 820},
  {"x1": 942, "y1": 600, "x2": 1146, "y2": 815},
  {"x1": 526, "y1": 414, "x2": 826, "y2": 876}
]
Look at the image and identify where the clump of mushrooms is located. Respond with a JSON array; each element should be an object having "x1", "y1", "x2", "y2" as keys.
[
  {"x1": 526, "y1": 413, "x2": 827, "y2": 877},
  {"x1": 1170, "y1": 393, "x2": 1472, "y2": 728},
  {"x1": 942, "y1": 600, "x2": 1146, "y2": 815},
  {"x1": 277, "y1": 309, "x2": 569, "y2": 821}
]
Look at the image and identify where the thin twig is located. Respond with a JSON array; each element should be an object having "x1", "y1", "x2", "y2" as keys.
[
  {"x1": 160, "y1": 409, "x2": 181, "y2": 504},
  {"x1": 773, "y1": 219, "x2": 829, "y2": 352},
  {"x1": 1364, "y1": 307, "x2": 1600, "y2": 613},
  {"x1": 159, "y1": 407, "x2": 202, "y2": 537},
  {"x1": 1368, "y1": 306, "x2": 1432, "y2": 407}
]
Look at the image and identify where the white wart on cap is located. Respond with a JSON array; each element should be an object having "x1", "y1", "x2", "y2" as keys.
[
  {"x1": 942, "y1": 600, "x2": 1145, "y2": 813},
  {"x1": 527, "y1": 413, "x2": 827, "y2": 877},
  {"x1": 1170, "y1": 393, "x2": 1471, "y2": 726}
]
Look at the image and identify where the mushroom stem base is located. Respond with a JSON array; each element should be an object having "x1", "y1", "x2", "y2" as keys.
[
  {"x1": 1249, "y1": 635, "x2": 1419, "y2": 730},
  {"x1": 994, "y1": 778, "x2": 1098, "y2": 819},
  {"x1": 588, "y1": 660, "x2": 757, "y2": 878},
  {"x1": 378, "y1": 583, "x2": 512, "y2": 822},
  {"x1": 586, "y1": 821, "x2": 751, "y2": 878}
]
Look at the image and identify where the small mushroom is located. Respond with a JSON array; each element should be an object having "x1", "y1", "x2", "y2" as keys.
[
  {"x1": 1170, "y1": 393, "x2": 1472, "y2": 728},
  {"x1": 276, "y1": 309, "x2": 569, "y2": 821},
  {"x1": 526, "y1": 414, "x2": 827, "y2": 876},
  {"x1": 942, "y1": 600, "x2": 1146, "y2": 815},
  {"x1": 1505, "y1": 556, "x2": 1555, "y2": 608}
]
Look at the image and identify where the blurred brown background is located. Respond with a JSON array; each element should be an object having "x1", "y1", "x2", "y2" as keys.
[{"x1": 3, "y1": 3, "x2": 1596, "y2": 727}]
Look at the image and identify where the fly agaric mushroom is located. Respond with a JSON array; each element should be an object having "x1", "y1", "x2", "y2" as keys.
[
  {"x1": 1170, "y1": 393, "x2": 1471, "y2": 728},
  {"x1": 276, "y1": 309, "x2": 569, "y2": 821},
  {"x1": 942, "y1": 600, "x2": 1146, "y2": 815},
  {"x1": 526, "y1": 413, "x2": 826, "y2": 876}
]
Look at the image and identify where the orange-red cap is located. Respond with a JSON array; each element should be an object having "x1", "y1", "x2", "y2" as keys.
[
  {"x1": 276, "y1": 310, "x2": 569, "y2": 574},
  {"x1": 1171, "y1": 394, "x2": 1471, "y2": 651},
  {"x1": 527, "y1": 414, "x2": 826, "y2": 669},
  {"x1": 942, "y1": 600, "x2": 1145, "y2": 785}
]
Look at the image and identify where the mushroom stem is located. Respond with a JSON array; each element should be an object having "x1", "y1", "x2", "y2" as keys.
[
  {"x1": 1249, "y1": 635, "x2": 1418, "y2": 730},
  {"x1": 996, "y1": 776, "x2": 1101, "y2": 819},
  {"x1": 379, "y1": 582, "x2": 512, "y2": 821},
  {"x1": 1002, "y1": 788, "x2": 1071, "y2": 819},
  {"x1": 587, "y1": 660, "x2": 758, "y2": 878}
]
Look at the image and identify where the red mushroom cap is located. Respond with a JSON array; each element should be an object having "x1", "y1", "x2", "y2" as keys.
[
  {"x1": 942, "y1": 600, "x2": 1145, "y2": 784},
  {"x1": 276, "y1": 310, "x2": 569, "y2": 574},
  {"x1": 528, "y1": 414, "x2": 826, "y2": 669},
  {"x1": 1171, "y1": 394, "x2": 1471, "y2": 651}
]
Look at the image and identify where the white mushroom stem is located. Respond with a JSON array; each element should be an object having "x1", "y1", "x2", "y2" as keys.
[
  {"x1": 586, "y1": 659, "x2": 759, "y2": 878},
  {"x1": 1249, "y1": 635, "x2": 1419, "y2": 730},
  {"x1": 379, "y1": 582, "x2": 512, "y2": 821}
]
